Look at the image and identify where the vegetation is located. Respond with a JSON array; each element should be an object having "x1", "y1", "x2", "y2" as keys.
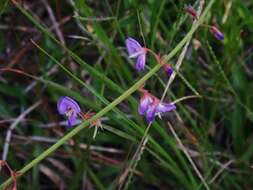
[{"x1": 0, "y1": 0, "x2": 253, "y2": 189}]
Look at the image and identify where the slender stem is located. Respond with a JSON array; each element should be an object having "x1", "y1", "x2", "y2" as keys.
[
  {"x1": 0, "y1": 1, "x2": 214, "y2": 188},
  {"x1": 208, "y1": 159, "x2": 234, "y2": 184},
  {"x1": 120, "y1": 123, "x2": 152, "y2": 190},
  {"x1": 137, "y1": 10, "x2": 146, "y2": 48},
  {"x1": 167, "y1": 122, "x2": 210, "y2": 190},
  {"x1": 171, "y1": 95, "x2": 202, "y2": 104},
  {"x1": 201, "y1": 23, "x2": 212, "y2": 28},
  {"x1": 146, "y1": 48, "x2": 162, "y2": 64},
  {"x1": 161, "y1": 0, "x2": 206, "y2": 102}
]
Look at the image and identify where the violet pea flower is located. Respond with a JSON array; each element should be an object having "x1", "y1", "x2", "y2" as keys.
[
  {"x1": 138, "y1": 92, "x2": 176, "y2": 124},
  {"x1": 125, "y1": 37, "x2": 147, "y2": 71},
  {"x1": 146, "y1": 98, "x2": 176, "y2": 124},
  {"x1": 57, "y1": 96, "x2": 81, "y2": 128},
  {"x1": 210, "y1": 26, "x2": 224, "y2": 41}
]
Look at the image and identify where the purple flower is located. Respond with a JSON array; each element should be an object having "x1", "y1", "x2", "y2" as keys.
[
  {"x1": 126, "y1": 37, "x2": 147, "y2": 71},
  {"x1": 163, "y1": 64, "x2": 173, "y2": 76},
  {"x1": 138, "y1": 92, "x2": 153, "y2": 115},
  {"x1": 210, "y1": 26, "x2": 224, "y2": 41},
  {"x1": 146, "y1": 99, "x2": 176, "y2": 124},
  {"x1": 138, "y1": 92, "x2": 176, "y2": 124},
  {"x1": 57, "y1": 96, "x2": 81, "y2": 128}
]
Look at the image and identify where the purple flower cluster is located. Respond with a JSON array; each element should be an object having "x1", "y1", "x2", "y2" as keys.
[
  {"x1": 57, "y1": 96, "x2": 81, "y2": 128},
  {"x1": 139, "y1": 90, "x2": 176, "y2": 124},
  {"x1": 125, "y1": 37, "x2": 175, "y2": 124},
  {"x1": 56, "y1": 13, "x2": 225, "y2": 129}
]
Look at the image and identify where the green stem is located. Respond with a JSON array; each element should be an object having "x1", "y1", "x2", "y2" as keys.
[
  {"x1": 0, "y1": 0, "x2": 214, "y2": 188},
  {"x1": 122, "y1": 123, "x2": 152, "y2": 190}
]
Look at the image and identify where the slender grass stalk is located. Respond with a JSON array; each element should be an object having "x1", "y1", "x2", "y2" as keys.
[
  {"x1": 207, "y1": 42, "x2": 253, "y2": 118},
  {"x1": 161, "y1": 0, "x2": 205, "y2": 102},
  {"x1": 167, "y1": 122, "x2": 210, "y2": 190},
  {"x1": 122, "y1": 123, "x2": 152, "y2": 190},
  {"x1": 0, "y1": 0, "x2": 214, "y2": 188}
]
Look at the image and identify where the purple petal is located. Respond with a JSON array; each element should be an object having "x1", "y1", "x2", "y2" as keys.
[
  {"x1": 210, "y1": 27, "x2": 224, "y2": 41},
  {"x1": 214, "y1": 32, "x2": 224, "y2": 41},
  {"x1": 135, "y1": 53, "x2": 146, "y2": 71},
  {"x1": 146, "y1": 104, "x2": 156, "y2": 124},
  {"x1": 138, "y1": 95, "x2": 152, "y2": 115},
  {"x1": 126, "y1": 37, "x2": 142, "y2": 56},
  {"x1": 163, "y1": 65, "x2": 173, "y2": 76},
  {"x1": 67, "y1": 112, "x2": 77, "y2": 128},
  {"x1": 166, "y1": 68, "x2": 173, "y2": 76},
  {"x1": 57, "y1": 97, "x2": 68, "y2": 114},
  {"x1": 156, "y1": 103, "x2": 176, "y2": 113},
  {"x1": 57, "y1": 96, "x2": 81, "y2": 115}
]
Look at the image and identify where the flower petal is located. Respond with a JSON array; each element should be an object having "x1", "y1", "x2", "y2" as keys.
[
  {"x1": 163, "y1": 64, "x2": 173, "y2": 76},
  {"x1": 156, "y1": 103, "x2": 176, "y2": 113},
  {"x1": 146, "y1": 104, "x2": 156, "y2": 124},
  {"x1": 135, "y1": 53, "x2": 146, "y2": 71},
  {"x1": 57, "y1": 96, "x2": 81, "y2": 114},
  {"x1": 126, "y1": 37, "x2": 142, "y2": 56},
  {"x1": 210, "y1": 26, "x2": 224, "y2": 41},
  {"x1": 67, "y1": 112, "x2": 77, "y2": 128},
  {"x1": 214, "y1": 32, "x2": 224, "y2": 41},
  {"x1": 138, "y1": 95, "x2": 152, "y2": 115},
  {"x1": 166, "y1": 67, "x2": 173, "y2": 76},
  {"x1": 57, "y1": 96, "x2": 68, "y2": 114}
]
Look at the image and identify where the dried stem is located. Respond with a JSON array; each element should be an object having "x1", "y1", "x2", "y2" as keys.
[
  {"x1": 208, "y1": 160, "x2": 234, "y2": 184},
  {"x1": 1, "y1": 101, "x2": 41, "y2": 163},
  {"x1": 41, "y1": 0, "x2": 65, "y2": 44}
]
